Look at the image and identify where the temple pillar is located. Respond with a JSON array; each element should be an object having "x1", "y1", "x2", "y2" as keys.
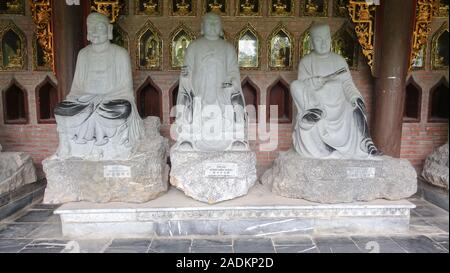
[
  {"x1": 372, "y1": 0, "x2": 416, "y2": 157},
  {"x1": 52, "y1": 0, "x2": 85, "y2": 97}
]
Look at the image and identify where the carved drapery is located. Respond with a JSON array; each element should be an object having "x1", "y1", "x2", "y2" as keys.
[
  {"x1": 410, "y1": 0, "x2": 433, "y2": 70},
  {"x1": 347, "y1": 0, "x2": 376, "y2": 71},
  {"x1": 29, "y1": 0, "x2": 54, "y2": 72}
]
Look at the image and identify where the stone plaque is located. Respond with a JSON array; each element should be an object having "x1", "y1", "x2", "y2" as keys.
[
  {"x1": 204, "y1": 163, "x2": 238, "y2": 178},
  {"x1": 104, "y1": 165, "x2": 131, "y2": 178},
  {"x1": 346, "y1": 167, "x2": 376, "y2": 179}
]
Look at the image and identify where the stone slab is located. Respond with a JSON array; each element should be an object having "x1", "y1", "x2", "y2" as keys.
[
  {"x1": 43, "y1": 117, "x2": 170, "y2": 204},
  {"x1": 0, "y1": 152, "x2": 37, "y2": 196},
  {"x1": 262, "y1": 149, "x2": 417, "y2": 203},
  {"x1": 170, "y1": 149, "x2": 257, "y2": 204},
  {"x1": 418, "y1": 179, "x2": 449, "y2": 211},
  {"x1": 54, "y1": 184, "x2": 415, "y2": 239}
]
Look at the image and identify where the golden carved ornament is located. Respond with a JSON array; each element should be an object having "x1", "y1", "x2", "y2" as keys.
[
  {"x1": 29, "y1": 0, "x2": 54, "y2": 72},
  {"x1": 410, "y1": 0, "x2": 433, "y2": 70},
  {"x1": 432, "y1": 0, "x2": 449, "y2": 17},
  {"x1": 347, "y1": 0, "x2": 376, "y2": 71},
  {"x1": 91, "y1": 0, "x2": 123, "y2": 23}
]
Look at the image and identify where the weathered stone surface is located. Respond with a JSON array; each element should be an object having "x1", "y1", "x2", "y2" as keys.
[
  {"x1": 43, "y1": 117, "x2": 169, "y2": 204},
  {"x1": 170, "y1": 149, "x2": 257, "y2": 204},
  {"x1": 262, "y1": 149, "x2": 417, "y2": 203},
  {"x1": 422, "y1": 143, "x2": 449, "y2": 191},
  {"x1": 0, "y1": 152, "x2": 37, "y2": 196}
]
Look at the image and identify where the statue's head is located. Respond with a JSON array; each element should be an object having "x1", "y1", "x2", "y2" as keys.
[
  {"x1": 201, "y1": 12, "x2": 224, "y2": 40},
  {"x1": 87, "y1": 12, "x2": 113, "y2": 45},
  {"x1": 310, "y1": 22, "x2": 332, "y2": 55}
]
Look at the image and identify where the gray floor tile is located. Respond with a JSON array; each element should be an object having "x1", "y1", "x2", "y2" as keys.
[
  {"x1": 390, "y1": 235, "x2": 448, "y2": 253},
  {"x1": 19, "y1": 239, "x2": 70, "y2": 253},
  {"x1": 428, "y1": 234, "x2": 449, "y2": 252},
  {"x1": 351, "y1": 236, "x2": 407, "y2": 253},
  {"x1": 31, "y1": 204, "x2": 61, "y2": 210},
  {"x1": 314, "y1": 236, "x2": 362, "y2": 253},
  {"x1": 148, "y1": 239, "x2": 192, "y2": 253},
  {"x1": 0, "y1": 223, "x2": 42, "y2": 239},
  {"x1": 28, "y1": 224, "x2": 62, "y2": 239},
  {"x1": 104, "y1": 239, "x2": 152, "y2": 253},
  {"x1": 15, "y1": 210, "x2": 54, "y2": 223},
  {"x1": 413, "y1": 204, "x2": 449, "y2": 218},
  {"x1": 192, "y1": 238, "x2": 232, "y2": 247},
  {"x1": 233, "y1": 238, "x2": 275, "y2": 253},
  {"x1": 0, "y1": 239, "x2": 33, "y2": 253},
  {"x1": 275, "y1": 245, "x2": 319, "y2": 253},
  {"x1": 191, "y1": 246, "x2": 234, "y2": 253},
  {"x1": 272, "y1": 236, "x2": 314, "y2": 246}
]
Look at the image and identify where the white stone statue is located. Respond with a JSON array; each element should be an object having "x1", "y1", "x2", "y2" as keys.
[
  {"x1": 54, "y1": 13, "x2": 144, "y2": 160},
  {"x1": 174, "y1": 12, "x2": 248, "y2": 152},
  {"x1": 290, "y1": 23, "x2": 381, "y2": 159}
]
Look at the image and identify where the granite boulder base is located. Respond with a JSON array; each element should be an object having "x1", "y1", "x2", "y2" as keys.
[
  {"x1": 43, "y1": 117, "x2": 170, "y2": 204},
  {"x1": 170, "y1": 149, "x2": 257, "y2": 204},
  {"x1": 262, "y1": 149, "x2": 417, "y2": 204},
  {"x1": 0, "y1": 152, "x2": 37, "y2": 195},
  {"x1": 422, "y1": 143, "x2": 449, "y2": 191}
]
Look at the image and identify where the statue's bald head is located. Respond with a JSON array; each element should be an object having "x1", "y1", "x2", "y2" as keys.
[
  {"x1": 310, "y1": 22, "x2": 331, "y2": 55},
  {"x1": 201, "y1": 12, "x2": 224, "y2": 39},
  {"x1": 86, "y1": 12, "x2": 113, "y2": 43}
]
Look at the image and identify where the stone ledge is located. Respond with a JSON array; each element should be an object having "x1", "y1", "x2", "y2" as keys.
[{"x1": 55, "y1": 184, "x2": 415, "y2": 239}]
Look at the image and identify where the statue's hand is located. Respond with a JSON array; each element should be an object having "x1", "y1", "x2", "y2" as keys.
[{"x1": 311, "y1": 77, "x2": 325, "y2": 90}]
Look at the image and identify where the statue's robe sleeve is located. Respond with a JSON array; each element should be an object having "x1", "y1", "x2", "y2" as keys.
[{"x1": 333, "y1": 55, "x2": 364, "y2": 104}]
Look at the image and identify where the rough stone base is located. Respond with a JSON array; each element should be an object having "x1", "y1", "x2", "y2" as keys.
[
  {"x1": 422, "y1": 143, "x2": 449, "y2": 191},
  {"x1": 262, "y1": 149, "x2": 417, "y2": 204},
  {"x1": 170, "y1": 149, "x2": 257, "y2": 204},
  {"x1": 43, "y1": 117, "x2": 170, "y2": 204},
  {"x1": 0, "y1": 152, "x2": 37, "y2": 196},
  {"x1": 54, "y1": 184, "x2": 415, "y2": 239}
]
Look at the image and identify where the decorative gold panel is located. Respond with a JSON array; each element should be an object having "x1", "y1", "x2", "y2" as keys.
[
  {"x1": 169, "y1": 24, "x2": 196, "y2": 69},
  {"x1": 431, "y1": 22, "x2": 449, "y2": 70},
  {"x1": 269, "y1": 0, "x2": 294, "y2": 17},
  {"x1": 300, "y1": 0, "x2": 328, "y2": 17},
  {"x1": 90, "y1": 0, "x2": 127, "y2": 23},
  {"x1": 347, "y1": 0, "x2": 376, "y2": 71},
  {"x1": 0, "y1": 0, "x2": 25, "y2": 14},
  {"x1": 299, "y1": 28, "x2": 311, "y2": 58},
  {"x1": 334, "y1": 0, "x2": 349, "y2": 17},
  {"x1": 236, "y1": 0, "x2": 261, "y2": 16},
  {"x1": 137, "y1": 21, "x2": 162, "y2": 70},
  {"x1": 235, "y1": 24, "x2": 260, "y2": 69},
  {"x1": 332, "y1": 23, "x2": 359, "y2": 69},
  {"x1": 29, "y1": 0, "x2": 53, "y2": 71},
  {"x1": 410, "y1": 0, "x2": 433, "y2": 71},
  {"x1": 0, "y1": 20, "x2": 27, "y2": 71},
  {"x1": 432, "y1": 0, "x2": 449, "y2": 17},
  {"x1": 204, "y1": 0, "x2": 228, "y2": 16},
  {"x1": 112, "y1": 23, "x2": 129, "y2": 49},
  {"x1": 170, "y1": 0, "x2": 196, "y2": 16},
  {"x1": 135, "y1": 0, "x2": 162, "y2": 16},
  {"x1": 268, "y1": 24, "x2": 293, "y2": 70}
]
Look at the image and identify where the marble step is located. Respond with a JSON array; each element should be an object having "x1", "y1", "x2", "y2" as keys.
[{"x1": 55, "y1": 184, "x2": 415, "y2": 239}]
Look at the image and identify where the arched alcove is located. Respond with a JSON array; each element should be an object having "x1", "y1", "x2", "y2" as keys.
[
  {"x1": 169, "y1": 81, "x2": 179, "y2": 123},
  {"x1": 241, "y1": 77, "x2": 259, "y2": 120},
  {"x1": 267, "y1": 78, "x2": 292, "y2": 123},
  {"x1": 136, "y1": 77, "x2": 162, "y2": 121},
  {"x1": 2, "y1": 79, "x2": 28, "y2": 124},
  {"x1": 0, "y1": 20, "x2": 26, "y2": 71},
  {"x1": 403, "y1": 77, "x2": 422, "y2": 122},
  {"x1": 429, "y1": 78, "x2": 449, "y2": 122},
  {"x1": 36, "y1": 76, "x2": 58, "y2": 123}
]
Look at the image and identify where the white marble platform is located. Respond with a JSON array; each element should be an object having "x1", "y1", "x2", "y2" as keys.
[{"x1": 55, "y1": 184, "x2": 416, "y2": 239}]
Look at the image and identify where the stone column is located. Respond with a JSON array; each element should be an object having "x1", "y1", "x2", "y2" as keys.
[
  {"x1": 52, "y1": 0, "x2": 85, "y2": 97},
  {"x1": 372, "y1": 0, "x2": 416, "y2": 157}
]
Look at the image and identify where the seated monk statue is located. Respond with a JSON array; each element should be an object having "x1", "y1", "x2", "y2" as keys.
[
  {"x1": 54, "y1": 12, "x2": 143, "y2": 160},
  {"x1": 174, "y1": 12, "x2": 248, "y2": 152},
  {"x1": 291, "y1": 23, "x2": 381, "y2": 159}
]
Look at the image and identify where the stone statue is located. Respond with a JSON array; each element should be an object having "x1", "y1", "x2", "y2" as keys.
[
  {"x1": 54, "y1": 12, "x2": 144, "y2": 160},
  {"x1": 290, "y1": 23, "x2": 381, "y2": 159},
  {"x1": 174, "y1": 12, "x2": 248, "y2": 152}
]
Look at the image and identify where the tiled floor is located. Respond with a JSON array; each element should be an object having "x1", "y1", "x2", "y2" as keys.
[{"x1": 0, "y1": 198, "x2": 448, "y2": 253}]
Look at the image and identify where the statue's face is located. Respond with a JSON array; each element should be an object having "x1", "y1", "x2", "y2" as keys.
[
  {"x1": 202, "y1": 15, "x2": 222, "y2": 39},
  {"x1": 87, "y1": 20, "x2": 110, "y2": 45},
  {"x1": 311, "y1": 26, "x2": 331, "y2": 55}
]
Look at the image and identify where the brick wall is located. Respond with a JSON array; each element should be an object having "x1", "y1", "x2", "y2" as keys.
[{"x1": 0, "y1": 0, "x2": 448, "y2": 178}]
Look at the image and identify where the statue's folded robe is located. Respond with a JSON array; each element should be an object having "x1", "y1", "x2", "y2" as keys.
[{"x1": 55, "y1": 98, "x2": 132, "y2": 145}]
